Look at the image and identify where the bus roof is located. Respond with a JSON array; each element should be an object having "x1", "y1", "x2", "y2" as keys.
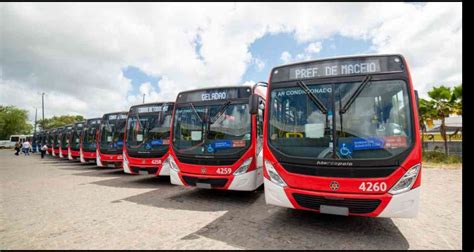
[
  {"x1": 271, "y1": 53, "x2": 405, "y2": 69},
  {"x1": 129, "y1": 102, "x2": 175, "y2": 114},
  {"x1": 130, "y1": 101, "x2": 175, "y2": 108},
  {"x1": 102, "y1": 111, "x2": 128, "y2": 116}
]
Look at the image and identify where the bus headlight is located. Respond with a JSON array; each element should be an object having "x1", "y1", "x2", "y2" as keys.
[
  {"x1": 167, "y1": 156, "x2": 179, "y2": 172},
  {"x1": 265, "y1": 159, "x2": 287, "y2": 187},
  {"x1": 389, "y1": 164, "x2": 421, "y2": 195},
  {"x1": 233, "y1": 157, "x2": 253, "y2": 176}
]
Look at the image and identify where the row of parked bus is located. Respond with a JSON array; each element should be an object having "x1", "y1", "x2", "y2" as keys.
[{"x1": 31, "y1": 54, "x2": 422, "y2": 218}]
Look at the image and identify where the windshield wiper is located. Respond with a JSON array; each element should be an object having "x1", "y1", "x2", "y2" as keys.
[
  {"x1": 296, "y1": 80, "x2": 328, "y2": 114},
  {"x1": 190, "y1": 103, "x2": 205, "y2": 124},
  {"x1": 335, "y1": 75, "x2": 372, "y2": 159},
  {"x1": 209, "y1": 101, "x2": 231, "y2": 124},
  {"x1": 340, "y1": 75, "x2": 372, "y2": 114}
]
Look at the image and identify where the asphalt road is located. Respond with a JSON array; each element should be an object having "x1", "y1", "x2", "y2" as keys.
[{"x1": 0, "y1": 150, "x2": 462, "y2": 249}]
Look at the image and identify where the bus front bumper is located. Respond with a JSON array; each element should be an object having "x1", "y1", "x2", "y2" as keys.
[
  {"x1": 169, "y1": 169, "x2": 261, "y2": 191},
  {"x1": 123, "y1": 154, "x2": 170, "y2": 176},
  {"x1": 264, "y1": 178, "x2": 420, "y2": 218}
]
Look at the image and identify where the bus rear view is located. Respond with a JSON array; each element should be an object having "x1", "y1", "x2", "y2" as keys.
[
  {"x1": 80, "y1": 118, "x2": 101, "y2": 163},
  {"x1": 263, "y1": 54, "x2": 421, "y2": 217},
  {"x1": 168, "y1": 85, "x2": 266, "y2": 191},
  {"x1": 123, "y1": 102, "x2": 175, "y2": 176},
  {"x1": 97, "y1": 112, "x2": 127, "y2": 168}
]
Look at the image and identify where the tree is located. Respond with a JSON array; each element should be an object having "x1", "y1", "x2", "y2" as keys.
[
  {"x1": 38, "y1": 115, "x2": 85, "y2": 130},
  {"x1": 418, "y1": 98, "x2": 435, "y2": 149},
  {"x1": 426, "y1": 84, "x2": 462, "y2": 155},
  {"x1": 0, "y1": 105, "x2": 33, "y2": 139}
]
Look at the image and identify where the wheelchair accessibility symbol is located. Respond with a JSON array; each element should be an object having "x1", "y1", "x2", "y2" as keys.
[
  {"x1": 339, "y1": 143, "x2": 352, "y2": 157},
  {"x1": 207, "y1": 145, "x2": 214, "y2": 153}
]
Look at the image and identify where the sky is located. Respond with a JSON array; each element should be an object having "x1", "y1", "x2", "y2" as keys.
[{"x1": 0, "y1": 2, "x2": 462, "y2": 125}]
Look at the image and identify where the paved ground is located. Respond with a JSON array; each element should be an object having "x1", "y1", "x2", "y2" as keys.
[{"x1": 0, "y1": 150, "x2": 462, "y2": 250}]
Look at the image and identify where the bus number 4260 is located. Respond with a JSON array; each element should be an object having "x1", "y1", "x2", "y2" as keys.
[{"x1": 359, "y1": 182, "x2": 387, "y2": 192}]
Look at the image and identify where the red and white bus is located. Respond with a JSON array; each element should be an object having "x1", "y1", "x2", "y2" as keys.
[
  {"x1": 68, "y1": 121, "x2": 85, "y2": 160},
  {"x1": 168, "y1": 85, "x2": 266, "y2": 191},
  {"x1": 46, "y1": 129, "x2": 53, "y2": 155},
  {"x1": 262, "y1": 54, "x2": 421, "y2": 218},
  {"x1": 80, "y1": 117, "x2": 102, "y2": 163},
  {"x1": 96, "y1": 112, "x2": 128, "y2": 168},
  {"x1": 52, "y1": 127, "x2": 63, "y2": 157},
  {"x1": 123, "y1": 102, "x2": 175, "y2": 176},
  {"x1": 59, "y1": 125, "x2": 73, "y2": 159}
]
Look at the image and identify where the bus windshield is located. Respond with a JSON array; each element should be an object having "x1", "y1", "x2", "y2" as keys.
[
  {"x1": 82, "y1": 127, "x2": 97, "y2": 152},
  {"x1": 61, "y1": 127, "x2": 72, "y2": 148},
  {"x1": 100, "y1": 115, "x2": 127, "y2": 152},
  {"x1": 126, "y1": 110, "x2": 173, "y2": 153},
  {"x1": 269, "y1": 79, "x2": 413, "y2": 160},
  {"x1": 54, "y1": 131, "x2": 61, "y2": 148},
  {"x1": 173, "y1": 103, "x2": 251, "y2": 155},
  {"x1": 71, "y1": 124, "x2": 83, "y2": 150}
]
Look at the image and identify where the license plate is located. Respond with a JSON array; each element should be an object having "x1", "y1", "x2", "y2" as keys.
[
  {"x1": 320, "y1": 205, "x2": 349, "y2": 216},
  {"x1": 196, "y1": 183, "x2": 211, "y2": 189},
  {"x1": 138, "y1": 170, "x2": 148, "y2": 175}
]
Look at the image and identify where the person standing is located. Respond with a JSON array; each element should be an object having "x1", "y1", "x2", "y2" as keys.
[
  {"x1": 14, "y1": 141, "x2": 21, "y2": 155},
  {"x1": 22, "y1": 140, "x2": 31, "y2": 156},
  {"x1": 40, "y1": 144, "x2": 48, "y2": 159}
]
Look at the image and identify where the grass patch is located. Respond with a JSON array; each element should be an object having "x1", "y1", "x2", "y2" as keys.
[{"x1": 422, "y1": 151, "x2": 462, "y2": 168}]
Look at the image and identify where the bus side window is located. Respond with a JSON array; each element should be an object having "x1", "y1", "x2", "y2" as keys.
[{"x1": 257, "y1": 97, "x2": 265, "y2": 138}]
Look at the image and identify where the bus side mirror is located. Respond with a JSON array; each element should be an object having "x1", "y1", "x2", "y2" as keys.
[
  {"x1": 249, "y1": 94, "x2": 259, "y2": 114},
  {"x1": 415, "y1": 90, "x2": 419, "y2": 111}
]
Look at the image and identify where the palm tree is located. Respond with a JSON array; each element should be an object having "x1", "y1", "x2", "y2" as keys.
[
  {"x1": 418, "y1": 98, "x2": 435, "y2": 149},
  {"x1": 427, "y1": 85, "x2": 462, "y2": 155}
]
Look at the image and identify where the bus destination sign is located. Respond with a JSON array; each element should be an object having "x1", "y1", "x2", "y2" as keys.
[
  {"x1": 176, "y1": 87, "x2": 251, "y2": 104},
  {"x1": 289, "y1": 59, "x2": 381, "y2": 80},
  {"x1": 270, "y1": 55, "x2": 405, "y2": 82}
]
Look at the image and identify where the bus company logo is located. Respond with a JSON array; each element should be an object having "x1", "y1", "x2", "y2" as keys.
[
  {"x1": 329, "y1": 181, "x2": 340, "y2": 191},
  {"x1": 201, "y1": 167, "x2": 207, "y2": 174}
]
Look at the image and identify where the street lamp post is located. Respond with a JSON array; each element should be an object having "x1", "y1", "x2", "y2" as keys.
[
  {"x1": 143, "y1": 93, "x2": 145, "y2": 104},
  {"x1": 34, "y1": 107, "x2": 37, "y2": 135},
  {"x1": 41, "y1": 92, "x2": 45, "y2": 121}
]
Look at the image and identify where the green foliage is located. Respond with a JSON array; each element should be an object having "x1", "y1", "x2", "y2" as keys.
[
  {"x1": 422, "y1": 151, "x2": 461, "y2": 164},
  {"x1": 0, "y1": 105, "x2": 33, "y2": 139},
  {"x1": 420, "y1": 84, "x2": 462, "y2": 155},
  {"x1": 38, "y1": 115, "x2": 85, "y2": 130}
]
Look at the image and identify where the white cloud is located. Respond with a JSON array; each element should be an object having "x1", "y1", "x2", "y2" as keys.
[
  {"x1": 305, "y1": 42, "x2": 322, "y2": 54},
  {"x1": 280, "y1": 52, "x2": 312, "y2": 64},
  {"x1": 0, "y1": 2, "x2": 462, "y2": 124},
  {"x1": 253, "y1": 58, "x2": 265, "y2": 72},
  {"x1": 280, "y1": 51, "x2": 292, "y2": 64}
]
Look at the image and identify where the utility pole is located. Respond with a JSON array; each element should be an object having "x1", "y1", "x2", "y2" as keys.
[
  {"x1": 41, "y1": 92, "x2": 45, "y2": 121},
  {"x1": 34, "y1": 108, "x2": 37, "y2": 135},
  {"x1": 143, "y1": 93, "x2": 145, "y2": 104}
]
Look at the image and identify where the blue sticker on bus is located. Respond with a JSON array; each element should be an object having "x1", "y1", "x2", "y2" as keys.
[
  {"x1": 352, "y1": 137, "x2": 384, "y2": 150},
  {"x1": 151, "y1": 140, "x2": 163, "y2": 146},
  {"x1": 212, "y1": 140, "x2": 233, "y2": 149}
]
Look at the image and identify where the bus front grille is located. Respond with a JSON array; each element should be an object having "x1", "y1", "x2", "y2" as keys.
[{"x1": 292, "y1": 193, "x2": 381, "y2": 214}]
